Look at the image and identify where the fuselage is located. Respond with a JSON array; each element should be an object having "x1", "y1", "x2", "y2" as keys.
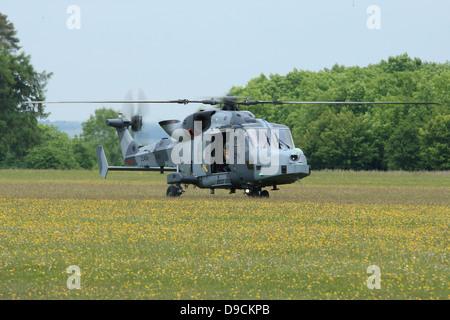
[{"x1": 123, "y1": 109, "x2": 310, "y2": 191}]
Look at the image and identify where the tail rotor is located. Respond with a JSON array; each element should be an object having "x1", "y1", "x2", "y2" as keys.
[{"x1": 121, "y1": 89, "x2": 149, "y2": 144}]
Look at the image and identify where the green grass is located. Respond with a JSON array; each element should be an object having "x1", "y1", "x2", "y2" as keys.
[
  {"x1": 1, "y1": 168, "x2": 449, "y2": 186},
  {"x1": 306, "y1": 169, "x2": 450, "y2": 187},
  {"x1": 0, "y1": 169, "x2": 448, "y2": 299}
]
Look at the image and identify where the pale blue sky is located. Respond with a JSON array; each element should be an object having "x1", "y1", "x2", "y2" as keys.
[{"x1": 3, "y1": 0, "x2": 450, "y2": 121}]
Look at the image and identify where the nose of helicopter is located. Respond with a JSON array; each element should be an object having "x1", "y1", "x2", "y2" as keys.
[{"x1": 254, "y1": 148, "x2": 311, "y2": 183}]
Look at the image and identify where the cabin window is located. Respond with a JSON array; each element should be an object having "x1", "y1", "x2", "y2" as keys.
[{"x1": 246, "y1": 129, "x2": 269, "y2": 149}]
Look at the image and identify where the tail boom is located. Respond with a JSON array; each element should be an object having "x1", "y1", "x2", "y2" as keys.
[{"x1": 96, "y1": 146, "x2": 176, "y2": 179}]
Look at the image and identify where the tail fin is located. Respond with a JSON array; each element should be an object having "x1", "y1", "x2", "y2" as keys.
[{"x1": 106, "y1": 118, "x2": 142, "y2": 159}]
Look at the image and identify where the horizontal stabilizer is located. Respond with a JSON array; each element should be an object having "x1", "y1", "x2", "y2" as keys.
[{"x1": 96, "y1": 145, "x2": 177, "y2": 179}]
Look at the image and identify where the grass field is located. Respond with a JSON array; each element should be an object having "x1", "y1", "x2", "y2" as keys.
[{"x1": 0, "y1": 169, "x2": 448, "y2": 299}]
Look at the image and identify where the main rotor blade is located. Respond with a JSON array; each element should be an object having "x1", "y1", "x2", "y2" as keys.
[
  {"x1": 21, "y1": 99, "x2": 442, "y2": 108},
  {"x1": 237, "y1": 100, "x2": 441, "y2": 106},
  {"x1": 21, "y1": 99, "x2": 221, "y2": 106}
]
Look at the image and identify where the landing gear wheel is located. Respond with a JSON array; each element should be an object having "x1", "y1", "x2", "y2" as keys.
[
  {"x1": 260, "y1": 190, "x2": 269, "y2": 198},
  {"x1": 166, "y1": 185, "x2": 182, "y2": 197},
  {"x1": 245, "y1": 189, "x2": 258, "y2": 197},
  {"x1": 245, "y1": 187, "x2": 269, "y2": 198}
]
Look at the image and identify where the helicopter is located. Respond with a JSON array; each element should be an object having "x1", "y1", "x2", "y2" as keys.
[
  {"x1": 23, "y1": 96, "x2": 439, "y2": 198},
  {"x1": 97, "y1": 95, "x2": 313, "y2": 198}
]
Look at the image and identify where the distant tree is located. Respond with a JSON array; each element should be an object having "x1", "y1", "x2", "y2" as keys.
[
  {"x1": 0, "y1": 12, "x2": 52, "y2": 166},
  {"x1": 419, "y1": 114, "x2": 450, "y2": 170},
  {"x1": 385, "y1": 121, "x2": 421, "y2": 170},
  {"x1": 0, "y1": 13, "x2": 20, "y2": 51},
  {"x1": 72, "y1": 136, "x2": 95, "y2": 169},
  {"x1": 81, "y1": 108, "x2": 123, "y2": 166},
  {"x1": 431, "y1": 70, "x2": 450, "y2": 105},
  {"x1": 380, "y1": 53, "x2": 422, "y2": 73},
  {"x1": 24, "y1": 124, "x2": 79, "y2": 169},
  {"x1": 300, "y1": 110, "x2": 374, "y2": 170}
]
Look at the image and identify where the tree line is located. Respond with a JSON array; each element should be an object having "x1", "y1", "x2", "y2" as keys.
[
  {"x1": 0, "y1": 12, "x2": 448, "y2": 170},
  {"x1": 230, "y1": 55, "x2": 449, "y2": 170}
]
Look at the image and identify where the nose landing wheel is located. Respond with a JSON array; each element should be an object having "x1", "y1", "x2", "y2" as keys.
[{"x1": 166, "y1": 185, "x2": 184, "y2": 197}]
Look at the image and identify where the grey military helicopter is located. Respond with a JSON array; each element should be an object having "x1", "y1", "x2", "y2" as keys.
[
  {"x1": 23, "y1": 96, "x2": 439, "y2": 197},
  {"x1": 97, "y1": 95, "x2": 315, "y2": 198}
]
